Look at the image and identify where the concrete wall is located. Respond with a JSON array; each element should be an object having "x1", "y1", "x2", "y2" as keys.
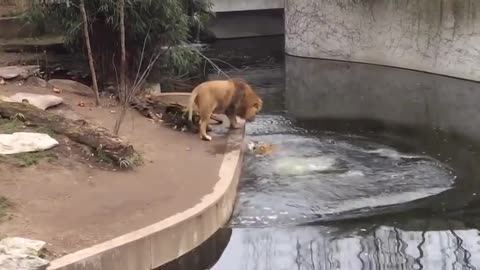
[
  {"x1": 285, "y1": 0, "x2": 480, "y2": 81},
  {"x1": 212, "y1": 0, "x2": 283, "y2": 12},
  {"x1": 285, "y1": 55, "x2": 480, "y2": 143},
  {"x1": 208, "y1": 9, "x2": 284, "y2": 39}
]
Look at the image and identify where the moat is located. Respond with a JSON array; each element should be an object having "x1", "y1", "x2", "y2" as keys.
[{"x1": 161, "y1": 36, "x2": 480, "y2": 270}]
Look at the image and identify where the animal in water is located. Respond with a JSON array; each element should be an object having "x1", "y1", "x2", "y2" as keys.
[
  {"x1": 247, "y1": 141, "x2": 277, "y2": 155},
  {"x1": 187, "y1": 79, "x2": 263, "y2": 141}
]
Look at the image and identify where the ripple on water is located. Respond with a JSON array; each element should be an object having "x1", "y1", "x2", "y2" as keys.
[{"x1": 230, "y1": 115, "x2": 456, "y2": 227}]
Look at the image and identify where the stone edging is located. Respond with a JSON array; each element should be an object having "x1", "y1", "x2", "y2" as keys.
[{"x1": 47, "y1": 128, "x2": 245, "y2": 270}]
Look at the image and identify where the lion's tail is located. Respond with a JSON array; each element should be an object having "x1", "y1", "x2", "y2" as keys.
[{"x1": 187, "y1": 86, "x2": 199, "y2": 122}]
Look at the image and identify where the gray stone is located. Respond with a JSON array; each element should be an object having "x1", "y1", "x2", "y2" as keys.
[
  {"x1": 0, "y1": 65, "x2": 40, "y2": 80},
  {"x1": 0, "y1": 237, "x2": 50, "y2": 270}
]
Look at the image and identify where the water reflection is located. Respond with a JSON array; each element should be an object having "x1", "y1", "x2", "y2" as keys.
[
  {"x1": 208, "y1": 225, "x2": 479, "y2": 270},
  {"x1": 159, "y1": 229, "x2": 232, "y2": 270}
]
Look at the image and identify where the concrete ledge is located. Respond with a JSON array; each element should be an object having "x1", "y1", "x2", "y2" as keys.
[
  {"x1": 46, "y1": 129, "x2": 245, "y2": 270},
  {"x1": 212, "y1": 0, "x2": 284, "y2": 12}
]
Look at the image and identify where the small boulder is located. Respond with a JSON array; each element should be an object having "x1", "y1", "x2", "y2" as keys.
[
  {"x1": 0, "y1": 132, "x2": 60, "y2": 155},
  {"x1": 0, "y1": 66, "x2": 40, "y2": 80},
  {"x1": 8, "y1": 92, "x2": 63, "y2": 110},
  {"x1": 0, "y1": 95, "x2": 12, "y2": 102},
  {"x1": 0, "y1": 237, "x2": 50, "y2": 270}
]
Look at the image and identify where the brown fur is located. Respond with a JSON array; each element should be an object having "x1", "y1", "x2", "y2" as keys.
[
  {"x1": 252, "y1": 142, "x2": 276, "y2": 155},
  {"x1": 187, "y1": 79, "x2": 262, "y2": 141}
]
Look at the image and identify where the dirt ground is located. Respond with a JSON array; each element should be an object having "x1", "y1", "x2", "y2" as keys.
[{"x1": 0, "y1": 81, "x2": 231, "y2": 257}]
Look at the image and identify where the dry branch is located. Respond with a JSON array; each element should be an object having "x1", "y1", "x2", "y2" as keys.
[
  {"x1": 129, "y1": 96, "x2": 223, "y2": 133},
  {"x1": 0, "y1": 101, "x2": 136, "y2": 166},
  {"x1": 79, "y1": 0, "x2": 101, "y2": 106}
]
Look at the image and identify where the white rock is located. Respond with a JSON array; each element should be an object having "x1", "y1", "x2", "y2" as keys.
[
  {"x1": 0, "y1": 66, "x2": 40, "y2": 80},
  {"x1": 0, "y1": 95, "x2": 12, "y2": 102},
  {"x1": 0, "y1": 237, "x2": 49, "y2": 270},
  {"x1": 8, "y1": 93, "x2": 63, "y2": 110},
  {"x1": 0, "y1": 237, "x2": 45, "y2": 256},
  {"x1": 0, "y1": 132, "x2": 59, "y2": 155}
]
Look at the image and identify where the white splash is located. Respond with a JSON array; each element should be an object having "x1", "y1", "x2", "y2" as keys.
[
  {"x1": 364, "y1": 148, "x2": 430, "y2": 160},
  {"x1": 273, "y1": 156, "x2": 336, "y2": 176},
  {"x1": 339, "y1": 170, "x2": 365, "y2": 177}
]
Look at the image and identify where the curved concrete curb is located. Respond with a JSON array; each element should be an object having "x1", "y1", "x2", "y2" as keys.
[{"x1": 47, "y1": 128, "x2": 245, "y2": 270}]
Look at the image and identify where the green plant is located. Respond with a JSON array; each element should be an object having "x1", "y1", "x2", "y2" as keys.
[
  {"x1": 11, "y1": 151, "x2": 58, "y2": 167},
  {"x1": 0, "y1": 119, "x2": 23, "y2": 134},
  {"x1": 0, "y1": 197, "x2": 11, "y2": 221},
  {"x1": 24, "y1": 0, "x2": 214, "y2": 85}
]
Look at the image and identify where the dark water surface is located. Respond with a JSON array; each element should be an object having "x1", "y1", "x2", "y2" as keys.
[{"x1": 161, "y1": 37, "x2": 480, "y2": 270}]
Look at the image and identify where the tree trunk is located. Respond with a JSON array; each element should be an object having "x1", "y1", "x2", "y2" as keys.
[
  {"x1": 0, "y1": 101, "x2": 136, "y2": 166},
  {"x1": 79, "y1": 0, "x2": 101, "y2": 106},
  {"x1": 113, "y1": 0, "x2": 127, "y2": 135}
]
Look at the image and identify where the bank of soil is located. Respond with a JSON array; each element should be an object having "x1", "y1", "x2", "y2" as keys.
[
  {"x1": 0, "y1": 82, "x2": 230, "y2": 258},
  {"x1": 0, "y1": 196, "x2": 9, "y2": 222}
]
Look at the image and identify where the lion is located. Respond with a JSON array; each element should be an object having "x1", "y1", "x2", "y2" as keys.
[
  {"x1": 187, "y1": 79, "x2": 263, "y2": 141},
  {"x1": 247, "y1": 141, "x2": 277, "y2": 155}
]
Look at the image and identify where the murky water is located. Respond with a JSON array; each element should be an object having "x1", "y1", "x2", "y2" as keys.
[
  {"x1": 160, "y1": 36, "x2": 480, "y2": 269},
  {"x1": 234, "y1": 120, "x2": 455, "y2": 227}
]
